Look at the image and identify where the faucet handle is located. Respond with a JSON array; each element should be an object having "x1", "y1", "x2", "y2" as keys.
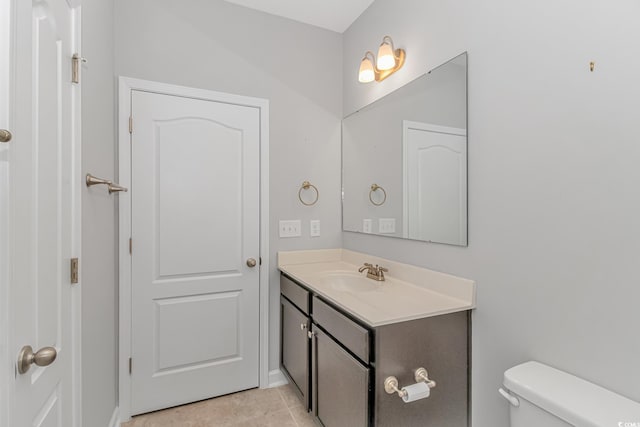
[{"x1": 377, "y1": 266, "x2": 388, "y2": 280}]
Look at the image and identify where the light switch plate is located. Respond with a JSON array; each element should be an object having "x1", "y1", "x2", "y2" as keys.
[
  {"x1": 279, "y1": 220, "x2": 301, "y2": 238},
  {"x1": 310, "y1": 220, "x2": 320, "y2": 237},
  {"x1": 363, "y1": 219, "x2": 372, "y2": 233},
  {"x1": 378, "y1": 218, "x2": 396, "y2": 234}
]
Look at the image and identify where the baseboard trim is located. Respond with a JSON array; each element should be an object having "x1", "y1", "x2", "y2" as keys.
[
  {"x1": 267, "y1": 369, "x2": 288, "y2": 388},
  {"x1": 108, "y1": 406, "x2": 120, "y2": 427}
]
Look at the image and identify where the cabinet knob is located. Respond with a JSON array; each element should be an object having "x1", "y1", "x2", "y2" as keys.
[{"x1": 307, "y1": 331, "x2": 316, "y2": 339}]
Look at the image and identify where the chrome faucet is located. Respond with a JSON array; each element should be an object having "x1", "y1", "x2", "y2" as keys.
[{"x1": 358, "y1": 263, "x2": 389, "y2": 281}]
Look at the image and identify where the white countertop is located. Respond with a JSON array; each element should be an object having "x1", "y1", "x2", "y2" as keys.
[{"x1": 278, "y1": 249, "x2": 476, "y2": 327}]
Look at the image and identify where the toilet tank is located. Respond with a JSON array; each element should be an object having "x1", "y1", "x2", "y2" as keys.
[{"x1": 501, "y1": 361, "x2": 640, "y2": 427}]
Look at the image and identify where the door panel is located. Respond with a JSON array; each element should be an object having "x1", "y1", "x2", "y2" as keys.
[
  {"x1": 156, "y1": 118, "x2": 242, "y2": 277},
  {"x1": 131, "y1": 90, "x2": 261, "y2": 414},
  {"x1": 32, "y1": 390, "x2": 61, "y2": 427},
  {"x1": 154, "y1": 292, "x2": 240, "y2": 371},
  {"x1": 10, "y1": 0, "x2": 78, "y2": 426}
]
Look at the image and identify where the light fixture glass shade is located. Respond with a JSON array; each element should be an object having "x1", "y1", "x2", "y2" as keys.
[
  {"x1": 358, "y1": 57, "x2": 375, "y2": 83},
  {"x1": 377, "y1": 41, "x2": 396, "y2": 70}
]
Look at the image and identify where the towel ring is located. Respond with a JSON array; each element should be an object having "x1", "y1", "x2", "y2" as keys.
[
  {"x1": 369, "y1": 184, "x2": 387, "y2": 206},
  {"x1": 299, "y1": 181, "x2": 319, "y2": 206}
]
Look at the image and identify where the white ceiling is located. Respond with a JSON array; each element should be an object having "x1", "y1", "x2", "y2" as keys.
[{"x1": 222, "y1": 0, "x2": 375, "y2": 33}]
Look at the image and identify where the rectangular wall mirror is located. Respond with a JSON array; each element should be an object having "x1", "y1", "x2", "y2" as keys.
[{"x1": 342, "y1": 52, "x2": 468, "y2": 246}]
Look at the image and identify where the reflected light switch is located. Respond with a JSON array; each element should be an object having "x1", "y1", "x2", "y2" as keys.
[
  {"x1": 378, "y1": 218, "x2": 396, "y2": 234},
  {"x1": 363, "y1": 219, "x2": 372, "y2": 233},
  {"x1": 310, "y1": 220, "x2": 320, "y2": 237}
]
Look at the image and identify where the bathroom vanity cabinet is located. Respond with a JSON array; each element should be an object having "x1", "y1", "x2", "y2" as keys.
[{"x1": 280, "y1": 273, "x2": 470, "y2": 427}]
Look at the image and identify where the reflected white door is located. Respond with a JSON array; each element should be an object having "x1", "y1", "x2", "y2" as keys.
[
  {"x1": 6, "y1": 0, "x2": 80, "y2": 426},
  {"x1": 403, "y1": 121, "x2": 467, "y2": 245},
  {"x1": 130, "y1": 90, "x2": 261, "y2": 414}
]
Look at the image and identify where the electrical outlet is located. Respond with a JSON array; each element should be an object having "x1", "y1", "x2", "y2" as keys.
[
  {"x1": 310, "y1": 220, "x2": 320, "y2": 237},
  {"x1": 279, "y1": 220, "x2": 301, "y2": 238},
  {"x1": 378, "y1": 218, "x2": 396, "y2": 234},
  {"x1": 363, "y1": 219, "x2": 372, "y2": 233}
]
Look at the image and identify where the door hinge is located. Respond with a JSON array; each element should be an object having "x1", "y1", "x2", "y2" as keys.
[
  {"x1": 129, "y1": 238, "x2": 132, "y2": 254},
  {"x1": 129, "y1": 116, "x2": 133, "y2": 134},
  {"x1": 129, "y1": 357, "x2": 132, "y2": 374},
  {"x1": 71, "y1": 53, "x2": 86, "y2": 84},
  {"x1": 70, "y1": 258, "x2": 79, "y2": 284}
]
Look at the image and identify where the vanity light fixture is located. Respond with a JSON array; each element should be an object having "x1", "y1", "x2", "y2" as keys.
[{"x1": 358, "y1": 36, "x2": 406, "y2": 83}]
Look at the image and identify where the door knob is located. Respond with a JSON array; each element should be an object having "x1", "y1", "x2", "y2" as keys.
[
  {"x1": 246, "y1": 258, "x2": 257, "y2": 268},
  {"x1": 17, "y1": 345, "x2": 57, "y2": 374},
  {"x1": 0, "y1": 129, "x2": 12, "y2": 143}
]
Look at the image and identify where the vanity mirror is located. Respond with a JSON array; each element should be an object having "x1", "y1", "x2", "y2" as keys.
[{"x1": 342, "y1": 52, "x2": 467, "y2": 246}]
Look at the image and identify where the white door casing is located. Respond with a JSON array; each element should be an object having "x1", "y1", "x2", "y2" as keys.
[
  {"x1": 403, "y1": 121, "x2": 467, "y2": 246},
  {"x1": 118, "y1": 78, "x2": 270, "y2": 420},
  {"x1": 2, "y1": 0, "x2": 82, "y2": 426}
]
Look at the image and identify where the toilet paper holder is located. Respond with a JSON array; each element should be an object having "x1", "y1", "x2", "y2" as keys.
[{"x1": 384, "y1": 367, "x2": 437, "y2": 398}]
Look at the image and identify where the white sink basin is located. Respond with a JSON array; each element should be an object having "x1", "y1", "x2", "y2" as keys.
[{"x1": 314, "y1": 272, "x2": 382, "y2": 293}]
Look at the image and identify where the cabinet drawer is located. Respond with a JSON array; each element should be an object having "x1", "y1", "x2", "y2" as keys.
[
  {"x1": 312, "y1": 296, "x2": 370, "y2": 364},
  {"x1": 281, "y1": 274, "x2": 310, "y2": 314}
]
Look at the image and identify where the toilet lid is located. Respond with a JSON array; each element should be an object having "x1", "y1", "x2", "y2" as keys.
[{"x1": 504, "y1": 361, "x2": 640, "y2": 427}]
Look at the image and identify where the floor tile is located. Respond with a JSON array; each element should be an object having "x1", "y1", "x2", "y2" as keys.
[
  {"x1": 277, "y1": 384, "x2": 303, "y2": 409},
  {"x1": 233, "y1": 408, "x2": 297, "y2": 427},
  {"x1": 121, "y1": 386, "x2": 294, "y2": 427},
  {"x1": 288, "y1": 405, "x2": 318, "y2": 427}
]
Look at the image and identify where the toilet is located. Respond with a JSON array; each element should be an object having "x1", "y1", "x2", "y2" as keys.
[{"x1": 500, "y1": 361, "x2": 640, "y2": 427}]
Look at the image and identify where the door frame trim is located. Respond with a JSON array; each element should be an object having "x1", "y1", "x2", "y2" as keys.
[{"x1": 117, "y1": 77, "x2": 270, "y2": 422}]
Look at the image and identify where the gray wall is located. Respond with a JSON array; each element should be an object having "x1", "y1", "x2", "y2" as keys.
[
  {"x1": 343, "y1": 0, "x2": 640, "y2": 426},
  {"x1": 81, "y1": 0, "x2": 117, "y2": 426},
  {"x1": 82, "y1": 1, "x2": 640, "y2": 425},
  {"x1": 113, "y1": 0, "x2": 343, "y2": 372}
]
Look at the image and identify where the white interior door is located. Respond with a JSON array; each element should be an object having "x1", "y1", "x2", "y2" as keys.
[
  {"x1": 4, "y1": 0, "x2": 80, "y2": 426},
  {"x1": 129, "y1": 90, "x2": 261, "y2": 415},
  {"x1": 404, "y1": 121, "x2": 467, "y2": 245}
]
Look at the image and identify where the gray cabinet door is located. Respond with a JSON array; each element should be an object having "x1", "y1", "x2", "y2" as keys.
[
  {"x1": 281, "y1": 296, "x2": 310, "y2": 409},
  {"x1": 313, "y1": 326, "x2": 370, "y2": 427}
]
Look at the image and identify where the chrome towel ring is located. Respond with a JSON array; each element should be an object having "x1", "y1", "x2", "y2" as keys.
[
  {"x1": 369, "y1": 183, "x2": 387, "y2": 206},
  {"x1": 299, "y1": 181, "x2": 319, "y2": 206}
]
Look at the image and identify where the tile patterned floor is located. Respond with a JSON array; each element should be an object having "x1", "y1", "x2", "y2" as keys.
[{"x1": 121, "y1": 385, "x2": 317, "y2": 427}]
